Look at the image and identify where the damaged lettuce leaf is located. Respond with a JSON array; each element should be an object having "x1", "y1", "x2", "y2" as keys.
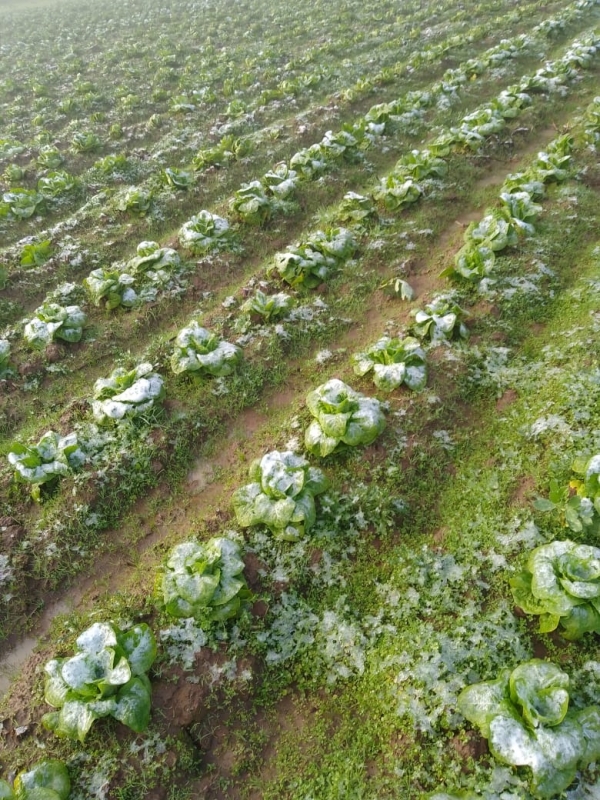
[
  {"x1": 23, "y1": 302, "x2": 86, "y2": 348},
  {"x1": 0, "y1": 759, "x2": 71, "y2": 800}
]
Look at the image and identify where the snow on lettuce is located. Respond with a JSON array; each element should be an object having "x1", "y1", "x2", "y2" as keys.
[
  {"x1": 0, "y1": 760, "x2": 71, "y2": 800},
  {"x1": 8, "y1": 431, "x2": 85, "y2": 501},
  {"x1": 232, "y1": 450, "x2": 328, "y2": 540},
  {"x1": 352, "y1": 336, "x2": 427, "y2": 391},
  {"x1": 178, "y1": 210, "x2": 236, "y2": 256},
  {"x1": 42, "y1": 621, "x2": 156, "y2": 742},
  {"x1": 23, "y1": 302, "x2": 86, "y2": 348},
  {"x1": 91, "y1": 362, "x2": 164, "y2": 423},
  {"x1": 304, "y1": 379, "x2": 386, "y2": 457},
  {"x1": 510, "y1": 540, "x2": 600, "y2": 640},
  {"x1": 458, "y1": 659, "x2": 600, "y2": 798},
  {"x1": 170, "y1": 322, "x2": 242, "y2": 377},
  {"x1": 159, "y1": 537, "x2": 250, "y2": 622}
]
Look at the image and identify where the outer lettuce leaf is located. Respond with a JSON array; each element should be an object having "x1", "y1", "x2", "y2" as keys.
[{"x1": 352, "y1": 337, "x2": 427, "y2": 392}]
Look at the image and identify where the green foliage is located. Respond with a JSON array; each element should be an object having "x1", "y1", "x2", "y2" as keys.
[
  {"x1": 92, "y1": 362, "x2": 165, "y2": 423},
  {"x1": 20, "y1": 239, "x2": 53, "y2": 267},
  {"x1": 171, "y1": 321, "x2": 242, "y2": 377},
  {"x1": 373, "y1": 175, "x2": 423, "y2": 211},
  {"x1": 510, "y1": 540, "x2": 600, "y2": 639},
  {"x1": 178, "y1": 210, "x2": 235, "y2": 256},
  {"x1": 0, "y1": 760, "x2": 71, "y2": 800},
  {"x1": 23, "y1": 302, "x2": 86, "y2": 348},
  {"x1": 159, "y1": 537, "x2": 250, "y2": 621},
  {"x1": 269, "y1": 228, "x2": 357, "y2": 289},
  {"x1": 305, "y1": 379, "x2": 386, "y2": 457},
  {"x1": 411, "y1": 295, "x2": 469, "y2": 341},
  {"x1": 8, "y1": 431, "x2": 85, "y2": 501},
  {"x1": 458, "y1": 660, "x2": 600, "y2": 798},
  {"x1": 352, "y1": 336, "x2": 427, "y2": 391},
  {"x1": 232, "y1": 450, "x2": 328, "y2": 540},
  {"x1": 192, "y1": 134, "x2": 252, "y2": 170},
  {"x1": 230, "y1": 180, "x2": 276, "y2": 225},
  {"x1": 379, "y1": 277, "x2": 414, "y2": 300},
  {"x1": 36, "y1": 145, "x2": 65, "y2": 170},
  {"x1": 42, "y1": 622, "x2": 156, "y2": 741}
]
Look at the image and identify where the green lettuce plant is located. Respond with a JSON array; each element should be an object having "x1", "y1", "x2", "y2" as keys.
[
  {"x1": 171, "y1": 322, "x2": 242, "y2": 377},
  {"x1": 352, "y1": 336, "x2": 427, "y2": 391},
  {"x1": 269, "y1": 227, "x2": 356, "y2": 289},
  {"x1": 411, "y1": 295, "x2": 469, "y2": 341},
  {"x1": 230, "y1": 180, "x2": 275, "y2": 225},
  {"x1": 289, "y1": 144, "x2": 327, "y2": 178},
  {"x1": 262, "y1": 163, "x2": 298, "y2": 198},
  {"x1": 37, "y1": 171, "x2": 78, "y2": 198},
  {"x1": 373, "y1": 176, "x2": 423, "y2": 211},
  {"x1": 115, "y1": 186, "x2": 152, "y2": 215},
  {"x1": 304, "y1": 379, "x2": 386, "y2": 457},
  {"x1": 23, "y1": 303, "x2": 86, "y2": 348},
  {"x1": 36, "y1": 145, "x2": 64, "y2": 169},
  {"x1": 443, "y1": 244, "x2": 496, "y2": 281},
  {"x1": 71, "y1": 131, "x2": 102, "y2": 153},
  {"x1": 159, "y1": 537, "x2": 250, "y2": 621},
  {"x1": 92, "y1": 362, "x2": 165, "y2": 423},
  {"x1": 192, "y1": 134, "x2": 252, "y2": 170},
  {"x1": 0, "y1": 760, "x2": 70, "y2": 800},
  {"x1": 239, "y1": 290, "x2": 294, "y2": 322},
  {"x1": 458, "y1": 659, "x2": 600, "y2": 798},
  {"x1": 465, "y1": 211, "x2": 519, "y2": 251},
  {"x1": 124, "y1": 241, "x2": 181, "y2": 279},
  {"x1": 84, "y1": 267, "x2": 137, "y2": 310},
  {"x1": 379, "y1": 277, "x2": 414, "y2": 300},
  {"x1": 338, "y1": 192, "x2": 377, "y2": 224},
  {"x1": 8, "y1": 431, "x2": 85, "y2": 501},
  {"x1": 232, "y1": 450, "x2": 328, "y2": 540},
  {"x1": 178, "y1": 211, "x2": 235, "y2": 256},
  {"x1": 21, "y1": 239, "x2": 53, "y2": 267},
  {"x1": 499, "y1": 190, "x2": 542, "y2": 234},
  {"x1": 2, "y1": 189, "x2": 44, "y2": 219},
  {"x1": 42, "y1": 622, "x2": 156, "y2": 742},
  {"x1": 510, "y1": 540, "x2": 600, "y2": 639},
  {"x1": 395, "y1": 149, "x2": 448, "y2": 180},
  {"x1": 163, "y1": 167, "x2": 194, "y2": 190}
]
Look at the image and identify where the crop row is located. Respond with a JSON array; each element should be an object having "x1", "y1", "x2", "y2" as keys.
[{"x1": 0, "y1": 28, "x2": 598, "y2": 655}]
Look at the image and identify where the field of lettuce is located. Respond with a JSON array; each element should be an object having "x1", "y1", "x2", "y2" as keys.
[{"x1": 3, "y1": 0, "x2": 600, "y2": 796}]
